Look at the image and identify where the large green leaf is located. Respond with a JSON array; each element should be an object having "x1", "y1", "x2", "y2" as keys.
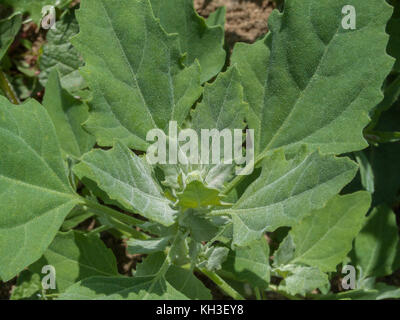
[
  {"x1": 0, "y1": 98, "x2": 79, "y2": 281},
  {"x1": 206, "y1": 7, "x2": 226, "y2": 29},
  {"x1": 179, "y1": 211, "x2": 219, "y2": 242},
  {"x1": 59, "y1": 245, "x2": 195, "y2": 300},
  {"x1": 351, "y1": 205, "x2": 400, "y2": 279},
  {"x1": 321, "y1": 282, "x2": 400, "y2": 300},
  {"x1": 199, "y1": 246, "x2": 229, "y2": 271},
  {"x1": 191, "y1": 66, "x2": 247, "y2": 134},
  {"x1": 39, "y1": 10, "x2": 86, "y2": 93},
  {"x1": 10, "y1": 270, "x2": 42, "y2": 300},
  {"x1": 230, "y1": 36, "x2": 270, "y2": 156},
  {"x1": 127, "y1": 237, "x2": 170, "y2": 254},
  {"x1": 165, "y1": 265, "x2": 212, "y2": 300},
  {"x1": 0, "y1": 13, "x2": 21, "y2": 61},
  {"x1": 211, "y1": 148, "x2": 358, "y2": 246},
  {"x1": 30, "y1": 231, "x2": 118, "y2": 292},
  {"x1": 72, "y1": 0, "x2": 202, "y2": 150},
  {"x1": 149, "y1": 0, "x2": 226, "y2": 83},
  {"x1": 222, "y1": 238, "x2": 270, "y2": 289},
  {"x1": 73, "y1": 141, "x2": 177, "y2": 226},
  {"x1": 177, "y1": 180, "x2": 222, "y2": 208},
  {"x1": 58, "y1": 275, "x2": 188, "y2": 300},
  {"x1": 43, "y1": 70, "x2": 95, "y2": 159},
  {"x1": 232, "y1": 0, "x2": 394, "y2": 157},
  {"x1": 274, "y1": 264, "x2": 329, "y2": 296},
  {"x1": 136, "y1": 252, "x2": 212, "y2": 300},
  {"x1": 275, "y1": 192, "x2": 371, "y2": 272}
]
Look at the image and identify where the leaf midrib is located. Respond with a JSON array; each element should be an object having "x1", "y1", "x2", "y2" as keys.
[{"x1": 98, "y1": 0, "x2": 157, "y2": 129}]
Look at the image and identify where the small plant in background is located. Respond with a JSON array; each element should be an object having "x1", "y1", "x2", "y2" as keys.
[{"x1": 0, "y1": 0, "x2": 399, "y2": 300}]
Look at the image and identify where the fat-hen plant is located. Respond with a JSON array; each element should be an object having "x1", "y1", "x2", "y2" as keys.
[{"x1": 0, "y1": 0, "x2": 400, "y2": 300}]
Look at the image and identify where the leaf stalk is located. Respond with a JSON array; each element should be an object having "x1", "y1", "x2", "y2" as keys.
[{"x1": 199, "y1": 268, "x2": 245, "y2": 300}]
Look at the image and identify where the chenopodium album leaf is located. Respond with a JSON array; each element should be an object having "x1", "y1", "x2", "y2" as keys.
[
  {"x1": 270, "y1": 192, "x2": 371, "y2": 296},
  {"x1": 351, "y1": 205, "x2": 400, "y2": 279},
  {"x1": 211, "y1": 148, "x2": 359, "y2": 247},
  {"x1": 135, "y1": 252, "x2": 212, "y2": 300},
  {"x1": 149, "y1": 0, "x2": 226, "y2": 83},
  {"x1": 72, "y1": 0, "x2": 203, "y2": 151},
  {"x1": 10, "y1": 270, "x2": 42, "y2": 300},
  {"x1": 222, "y1": 238, "x2": 270, "y2": 289},
  {"x1": 59, "y1": 236, "x2": 194, "y2": 300},
  {"x1": 0, "y1": 98, "x2": 80, "y2": 281},
  {"x1": 274, "y1": 192, "x2": 371, "y2": 272},
  {"x1": 59, "y1": 249, "x2": 212, "y2": 300},
  {"x1": 231, "y1": 0, "x2": 394, "y2": 158},
  {"x1": 43, "y1": 70, "x2": 95, "y2": 159},
  {"x1": 274, "y1": 264, "x2": 330, "y2": 296},
  {"x1": 29, "y1": 231, "x2": 118, "y2": 292},
  {"x1": 73, "y1": 141, "x2": 177, "y2": 226},
  {"x1": 215, "y1": 0, "x2": 394, "y2": 246},
  {"x1": 58, "y1": 275, "x2": 189, "y2": 300},
  {"x1": 39, "y1": 10, "x2": 86, "y2": 94},
  {"x1": 0, "y1": 13, "x2": 22, "y2": 61}
]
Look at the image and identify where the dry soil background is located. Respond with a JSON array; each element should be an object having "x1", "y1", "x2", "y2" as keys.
[{"x1": 195, "y1": 0, "x2": 275, "y2": 47}]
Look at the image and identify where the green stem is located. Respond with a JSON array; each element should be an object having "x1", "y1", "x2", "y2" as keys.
[
  {"x1": 83, "y1": 199, "x2": 144, "y2": 226},
  {"x1": 222, "y1": 153, "x2": 265, "y2": 196},
  {"x1": 199, "y1": 268, "x2": 245, "y2": 300},
  {"x1": 150, "y1": 232, "x2": 186, "y2": 284},
  {"x1": 158, "y1": 233, "x2": 183, "y2": 276},
  {"x1": 82, "y1": 199, "x2": 148, "y2": 239},
  {"x1": 0, "y1": 70, "x2": 19, "y2": 104},
  {"x1": 88, "y1": 225, "x2": 111, "y2": 235},
  {"x1": 108, "y1": 216, "x2": 149, "y2": 239},
  {"x1": 254, "y1": 287, "x2": 262, "y2": 300}
]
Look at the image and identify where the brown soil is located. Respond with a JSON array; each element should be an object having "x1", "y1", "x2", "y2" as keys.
[
  {"x1": 0, "y1": 279, "x2": 15, "y2": 300},
  {"x1": 195, "y1": 0, "x2": 275, "y2": 48},
  {"x1": 101, "y1": 232, "x2": 143, "y2": 277}
]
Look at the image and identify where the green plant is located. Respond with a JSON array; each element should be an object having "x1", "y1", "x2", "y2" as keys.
[{"x1": 0, "y1": 0, "x2": 400, "y2": 300}]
